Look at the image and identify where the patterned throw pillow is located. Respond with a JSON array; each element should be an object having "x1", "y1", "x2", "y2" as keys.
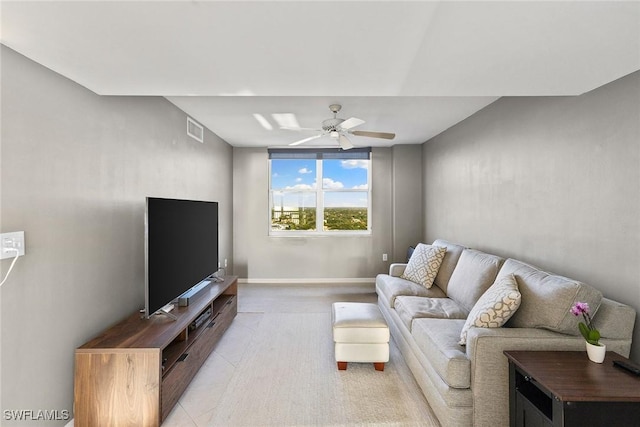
[
  {"x1": 401, "y1": 243, "x2": 447, "y2": 289},
  {"x1": 459, "y1": 274, "x2": 521, "y2": 345}
]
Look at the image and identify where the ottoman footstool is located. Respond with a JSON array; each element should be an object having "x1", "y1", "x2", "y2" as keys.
[{"x1": 331, "y1": 302, "x2": 390, "y2": 371}]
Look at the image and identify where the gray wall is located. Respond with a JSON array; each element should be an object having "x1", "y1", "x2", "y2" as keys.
[
  {"x1": 423, "y1": 71, "x2": 640, "y2": 362},
  {"x1": 0, "y1": 46, "x2": 233, "y2": 425},
  {"x1": 233, "y1": 146, "x2": 410, "y2": 280},
  {"x1": 391, "y1": 145, "x2": 423, "y2": 262}
]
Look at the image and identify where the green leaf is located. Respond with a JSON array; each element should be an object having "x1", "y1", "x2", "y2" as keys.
[
  {"x1": 587, "y1": 329, "x2": 600, "y2": 345},
  {"x1": 578, "y1": 322, "x2": 600, "y2": 345},
  {"x1": 578, "y1": 322, "x2": 590, "y2": 341}
]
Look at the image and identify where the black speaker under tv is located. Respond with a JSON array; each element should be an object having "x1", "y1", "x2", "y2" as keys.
[{"x1": 145, "y1": 197, "x2": 219, "y2": 318}]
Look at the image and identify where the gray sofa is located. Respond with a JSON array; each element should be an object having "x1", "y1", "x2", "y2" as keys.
[{"x1": 376, "y1": 239, "x2": 636, "y2": 427}]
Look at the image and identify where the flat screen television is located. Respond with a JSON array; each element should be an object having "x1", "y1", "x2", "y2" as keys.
[{"x1": 145, "y1": 197, "x2": 219, "y2": 318}]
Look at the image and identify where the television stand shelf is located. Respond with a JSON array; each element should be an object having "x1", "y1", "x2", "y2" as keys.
[{"x1": 74, "y1": 276, "x2": 238, "y2": 427}]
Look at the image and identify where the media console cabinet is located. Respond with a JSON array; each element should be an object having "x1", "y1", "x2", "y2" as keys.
[{"x1": 74, "y1": 276, "x2": 238, "y2": 427}]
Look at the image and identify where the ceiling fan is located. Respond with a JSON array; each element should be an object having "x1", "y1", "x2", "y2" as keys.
[{"x1": 283, "y1": 104, "x2": 395, "y2": 150}]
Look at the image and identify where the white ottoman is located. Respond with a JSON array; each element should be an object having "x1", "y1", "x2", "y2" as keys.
[{"x1": 331, "y1": 302, "x2": 390, "y2": 371}]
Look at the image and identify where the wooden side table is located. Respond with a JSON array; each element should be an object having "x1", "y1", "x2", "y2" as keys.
[{"x1": 504, "y1": 351, "x2": 640, "y2": 427}]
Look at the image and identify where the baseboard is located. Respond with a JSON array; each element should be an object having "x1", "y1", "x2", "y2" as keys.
[{"x1": 238, "y1": 277, "x2": 375, "y2": 284}]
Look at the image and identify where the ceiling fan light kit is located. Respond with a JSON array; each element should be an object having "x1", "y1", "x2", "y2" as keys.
[{"x1": 284, "y1": 104, "x2": 395, "y2": 150}]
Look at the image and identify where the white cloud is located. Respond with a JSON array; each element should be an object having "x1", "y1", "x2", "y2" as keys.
[
  {"x1": 298, "y1": 167, "x2": 313, "y2": 174},
  {"x1": 323, "y1": 178, "x2": 344, "y2": 189},
  {"x1": 295, "y1": 177, "x2": 302, "y2": 182},
  {"x1": 341, "y1": 160, "x2": 369, "y2": 170},
  {"x1": 285, "y1": 183, "x2": 316, "y2": 190},
  {"x1": 352, "y1": 184, "x2": 368, "y2": 190}
]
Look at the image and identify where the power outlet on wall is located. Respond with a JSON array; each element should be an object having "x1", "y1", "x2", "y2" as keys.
[
  {"x1": 224, "y1": 259, "x2": 228, "y2": 268},
  {"x1": 1, "y1": 231, "x2": 25, "y2": 260},
  {"x1": 382, "y1": 253, "x2": 388, "y2": 262}
]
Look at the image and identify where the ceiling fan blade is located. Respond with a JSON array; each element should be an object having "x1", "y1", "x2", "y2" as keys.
[
  {"x1": 350, "y1": 130, "x2": 396, "y2": 140},
  {"x1": 339, "y1": 117, "x2": 365, "y2": 130},
  {"x1": 280, "y1": 126, "x2": 322, "y2": 132},
  {"x1": 338, "y1": 134, "x2": 354, "y2": 150},
  {"x1": 289, "y1": 134, "x2": 323, "y2": 146}
]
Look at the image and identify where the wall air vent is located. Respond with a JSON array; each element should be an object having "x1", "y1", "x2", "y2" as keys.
[{"x1": 187, "y1": 117, "x2": 204, "y2": 143}]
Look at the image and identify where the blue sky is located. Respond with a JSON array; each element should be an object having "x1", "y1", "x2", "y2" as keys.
[
  {"x1": 271, "y1": 159, "x2": 368, "y2": 190},
  {"x1": 271, "y1": 159, "x2": 369, "y2": 208}
]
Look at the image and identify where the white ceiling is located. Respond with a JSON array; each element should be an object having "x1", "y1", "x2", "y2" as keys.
[{"x1": 2, "y1": 1, "x2": 639, "y2": 148}]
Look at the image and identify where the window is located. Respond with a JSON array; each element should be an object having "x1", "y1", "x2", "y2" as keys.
[{"x1": 269, "y1": 148, "x2": 371, "y2": 234}]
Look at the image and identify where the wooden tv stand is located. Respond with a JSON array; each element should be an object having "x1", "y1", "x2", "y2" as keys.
[{"x1": 74, "y1": 276, "x2": 238, "y2": 427}]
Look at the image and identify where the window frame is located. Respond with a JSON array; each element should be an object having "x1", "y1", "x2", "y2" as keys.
[{"x1": 268, "y1": 148, "x2": 372, "y2": 236}]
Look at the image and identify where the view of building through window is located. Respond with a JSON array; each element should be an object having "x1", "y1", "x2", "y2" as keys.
[{"x1": 270, "y1": 152, "x2": 370, "y2": 233}]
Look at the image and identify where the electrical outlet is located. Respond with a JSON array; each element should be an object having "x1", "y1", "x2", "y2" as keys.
[
  {"x1": 224, "y1": 259, "x2": 228, "y2": 268},
  {"x1": 382, "y1": 253, "x2": 388, "y2": 262},
  {"x1": 1, "y1": 231, "x2": 25, "y2": 260}
]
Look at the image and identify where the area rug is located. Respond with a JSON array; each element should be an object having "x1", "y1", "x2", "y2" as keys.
[{"x1": 206, "y1": 312, "x2": 440, "y2": 426}]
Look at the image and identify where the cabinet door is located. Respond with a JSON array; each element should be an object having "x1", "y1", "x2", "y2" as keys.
[
  {"x1": 516, "y1": 392, "x2": 553, "y2": 427},
  {"x1": 161, "y1": 348, "x2": 196, "y2": 421}
]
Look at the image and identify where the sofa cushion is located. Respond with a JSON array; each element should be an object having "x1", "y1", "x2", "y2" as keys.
[
  {"x1": 432, "y1": 239, "x2": 466, "y2": 294},
  {"x1": 446, "y1": 249, "x2": 505, "y2": 313},
  {"x1": 375, "y1": 274, "x2": 447, "y2": 308},
  {"x1": 394, "y1": 296, "x2": 468, "y2": 331},
  {"x1": 498, "y1": 258, "x2": 603, "y2": 335},
  {"x1": 592, "y1": 298, "x2": 636, "y2": 340},
  {"x1": 401, "y1": 243, "x2": 447, "y2": 289},
  {"x1": 411, "y1": 318, "x2": 470, "y2": 389},
  {"x1": 459, "y1": 274, "x2": 521, "y2": 345}
]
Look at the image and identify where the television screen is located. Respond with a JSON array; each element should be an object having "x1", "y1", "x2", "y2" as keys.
[{"x1": 145, "y1": 197, "x2": 219, "y2": 318}]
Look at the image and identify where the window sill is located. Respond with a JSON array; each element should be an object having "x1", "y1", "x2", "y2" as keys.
[{"x1": 269, "y1": 231, "x2": 372, "y2": 238}]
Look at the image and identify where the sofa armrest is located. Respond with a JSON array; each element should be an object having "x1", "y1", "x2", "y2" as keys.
[
  {"x1": 389, "y1": 263, "x2": 407, "y2": 277},
  {"x1": 465, "y1": 327, "x2": 632, "y2": 427}
]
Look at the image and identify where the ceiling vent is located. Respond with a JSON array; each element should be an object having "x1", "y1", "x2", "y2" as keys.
[{"x1": 187, "y1": 117, "x2": 204, "y2": 143}]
